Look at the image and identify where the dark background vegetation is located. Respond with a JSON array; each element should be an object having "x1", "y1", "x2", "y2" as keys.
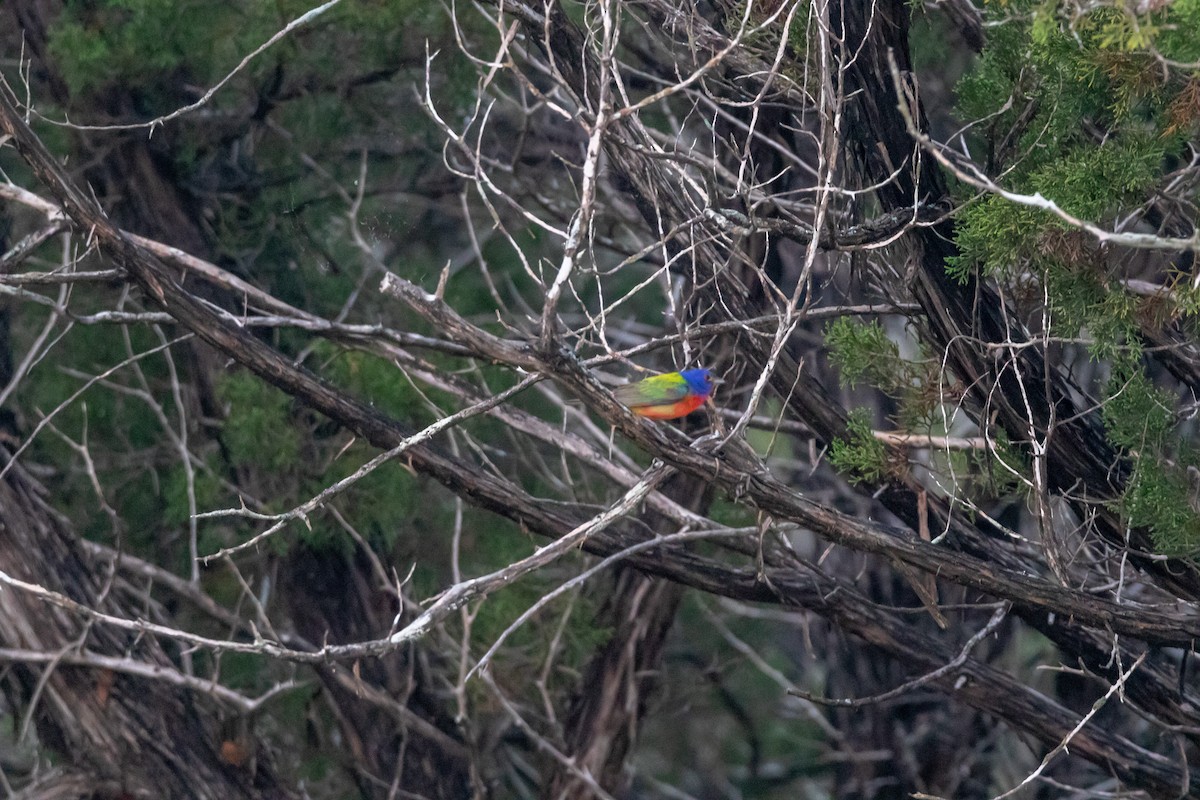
[{"x1": 2, "y1": 1, "x2": 1200, "y2": 798}]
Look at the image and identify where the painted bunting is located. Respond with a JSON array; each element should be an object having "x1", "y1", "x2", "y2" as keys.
[{"x1": 613, "y1": 368, "x2": 719, "y2": 419}]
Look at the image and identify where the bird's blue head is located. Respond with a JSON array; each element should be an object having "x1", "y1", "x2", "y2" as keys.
[{"x1": 680, "y1": 368, "x2": 718, "y2": 398}]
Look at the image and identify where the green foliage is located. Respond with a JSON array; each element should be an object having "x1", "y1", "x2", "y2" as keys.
[
  {"x1": 1120, "y1": 460, "x2": 1200, "y2": 555},
  {"x1": 162, "y1": 466, "x2": 224, "y2": 528},
  {"x1": 955, "y1": 20, "x2": 1025, "y2": 122},
  {"x1": 1035, "y1": 260, "x2": 1103, "y2": 337},
  {"x1": 1173, "y1": 283, "x2": 1200, "y2": 318},
  {"x1": 1102, "y1": 365, "x2": 1200, "y2": 553},
  {"x1": 829, "y1": 409, "x2": 890, "y2": 484},
  {"x1": 1153, "y1": 0, "x2": 1200, "y2": 63},
  {"x1": 948, "y1": 198, "x2": 1045, "y2": 280},
  {"x1": 950, "y1": 0, "x2": 1193, "y2": 292},
  {"x1": 1086, "y1": 289, "x2": 1139, "y2": 362},
  {"x1": 311, "y1": 452, "x2": 422, "y2": 553},
  {"x1": 826, "y1": 318, "x2": 901, "y2": 388},
  {"x1": 826, "y1": 318, "x2": 947, "y2": 425},
  {"x1": 1078, "y1": 1, "x2": 1200, "y2": 63},
  {"x1": 47, "y1": 0, "x2": 477, "y2": 341},
  {"x1": 212, "y1": 347, "x2": 459, "y2": 555},
  {"x1": 827, "y1": 318, "x2": 1028, "y2": 500},
  {"x1": 216, "y1": 371, "x2": 301, "y2": 472},
  {"x1": 949, "y1": 132, "x2": 1165, "y2": 281},
  {"x1": 640, "y1": 599, "x2": 832, "y2": 798},
  {"x1": 1102, "y1": 365, "x2": 1173, "y2": 452},
  {"x1": 318, "y1": 345, "x2": 430, "y2": 422},
  {"x1": 939, "y1": 428, "x2": 1025, "y2": 500},
  {"x1": 1032, "y1": 135, "x2": 1163, "y2": 218},
  {"x1": 708, "y1": 496, "x2": 758, "y2": 530},
  {"x1": 1036, "y1": 262, "x2": 1143, "y2": 362},
  {"x1": 49, "y1": 0, "x2": 454, "y2": 99},
  {"x1": 945, "y1": 5, "x2": 1199, "y2": 543},
  {"x1": 468, "y1": 577, "x2": 611, "y2": 675},
  {"x1": 452, "y1": 530, "x2": 614, "y2": 707},
  {"x1": 6, "y1": 320, "x2": 185, "y2": 545},
  {"x1": 51, "y1": 0, "x2": 208, "y2": 95}
]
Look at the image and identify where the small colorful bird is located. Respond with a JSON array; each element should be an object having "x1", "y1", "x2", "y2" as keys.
[{"x1": 613, "y1": 368, "x2": 719, "y2": 420}]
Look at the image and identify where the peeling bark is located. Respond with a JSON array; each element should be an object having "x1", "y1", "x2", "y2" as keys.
[{"x1": 0, "y1": 462, "x2": 295, "y2": 800}]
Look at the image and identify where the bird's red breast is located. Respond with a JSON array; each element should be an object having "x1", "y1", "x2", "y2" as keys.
[
  {"x1": 627, "y1": 393, "x2": 708, "y2": 419},
  {"x1": 613, "y1": 368, "x2": 717, "y2": 420}
]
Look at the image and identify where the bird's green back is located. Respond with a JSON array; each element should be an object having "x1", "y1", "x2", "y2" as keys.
[{"x1": 613, "y1": 372, "x2": 691, "y2": 406}]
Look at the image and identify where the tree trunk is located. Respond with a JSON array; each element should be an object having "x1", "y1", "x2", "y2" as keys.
[{"x1": 0, "y1": 459, "x2": 295, "y2": 800}]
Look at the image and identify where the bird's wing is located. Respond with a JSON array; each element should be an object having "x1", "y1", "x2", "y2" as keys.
[{"x1": 613, "y1": 374, "x2": 692, "y2": 407}]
